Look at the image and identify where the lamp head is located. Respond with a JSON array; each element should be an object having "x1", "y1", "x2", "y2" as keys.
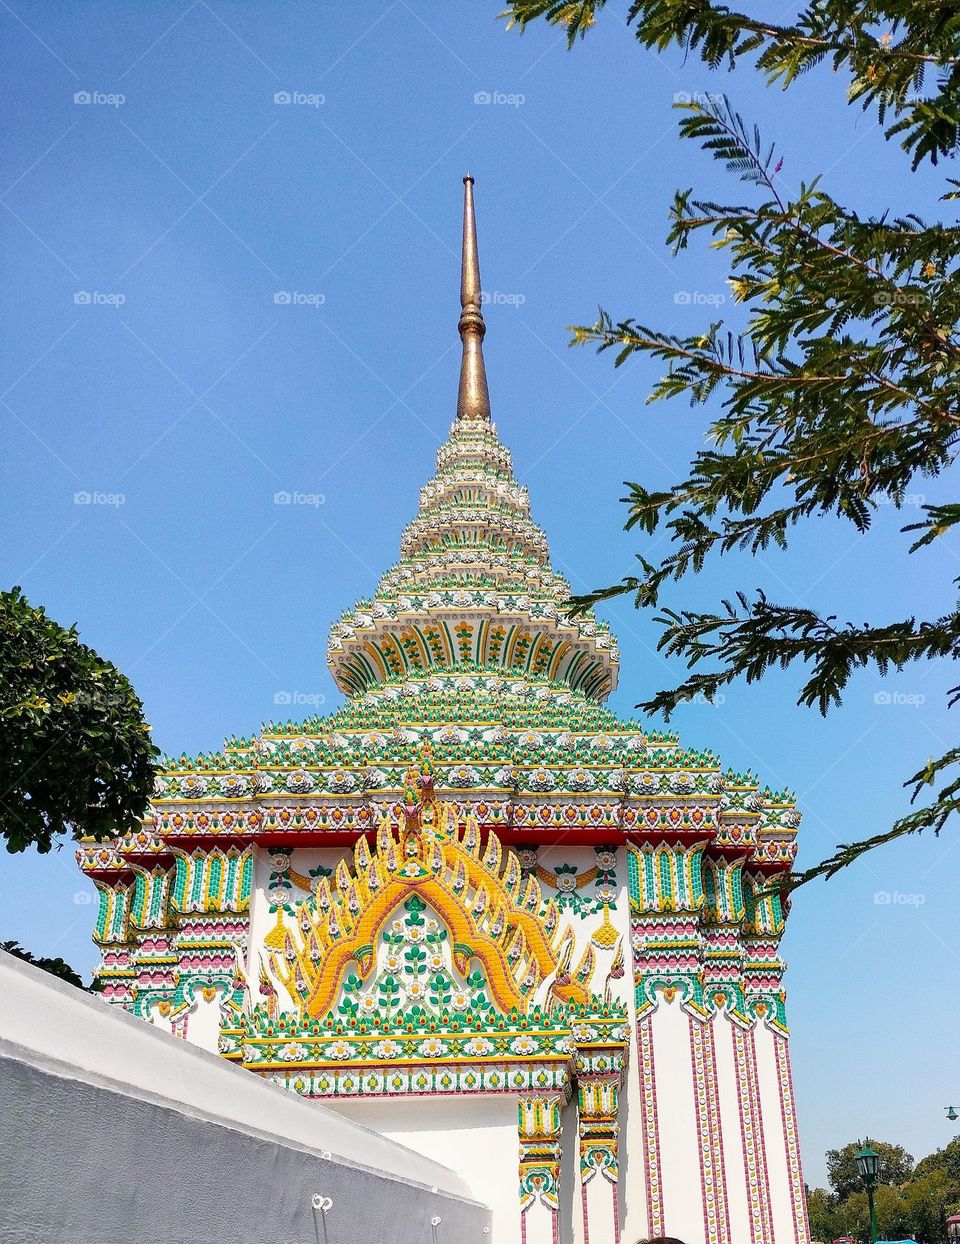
[{"x1": 855, "y1": 1139, "x2": 880, "y2": 1186}]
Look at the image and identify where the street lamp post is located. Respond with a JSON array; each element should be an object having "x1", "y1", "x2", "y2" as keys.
[
  {"x1": 855, "y1": 1139, "x2": 879, "y2": 1244},
  {"x1": 946, "y1": 1105, "x2": 958, "y2": 1123}
]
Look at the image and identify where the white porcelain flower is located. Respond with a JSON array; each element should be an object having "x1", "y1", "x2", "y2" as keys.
[
  {"x1": 325, "y1": 1039, "x2": 352, "y2": 1060},
  {"x1": 509, "y1": 1034, "x2": 537, "y2": 1056},
  {"x1": 373, "y1": 1039, "x2": 402, "y2": 1059},
  {"x1": 328, "y1": 769, "x2": 356, "y2": 794},
  {"x1": 417, "y1": 1037, "x2": 449, "y2": 1058},
  {"x1": 463, "y1": 1036, "x2": 494, "y2": 1056},
  {"x1": 285, "y1": 770, "x2": 315, "y2": 794},
  {"x1": 278, "y1": 1041, "x2": 306, "y2": 1061}
]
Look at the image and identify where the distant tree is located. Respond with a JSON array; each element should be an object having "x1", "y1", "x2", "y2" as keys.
[
  {"x1": 827, "y1": 1139, "x2": 915, "y2": 1202},
  {"x1": 503, "y1": 0, "x2": 960, "y2": 886},
  {"x1": 898, "y1": 1168, "x2": 960, "y2": 1242},
  {"x1": 808, "y1": 1136, "x2": 960, "y2": 1242},
  {"x1": 913, "y1": 1135, "x2": 960, "y2": 1184},
  {"x1": 0, "y1": 586, "x2": 158, "y2": 854},
  {"x1": 1, "y1": 939, "x2": 98, "y2": 992},
  {"x1": 806, "y1": 1185, "x2": 842, "y2": 1242}
]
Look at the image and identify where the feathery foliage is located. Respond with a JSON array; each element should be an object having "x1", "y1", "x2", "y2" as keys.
[{"x1": 503, "y1": 0, "x2": 960, "y2": 167}]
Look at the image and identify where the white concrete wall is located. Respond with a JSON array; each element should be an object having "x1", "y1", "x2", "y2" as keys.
[{"x1": 0, "y1": 949, "x2": 480, "y2": 1202}]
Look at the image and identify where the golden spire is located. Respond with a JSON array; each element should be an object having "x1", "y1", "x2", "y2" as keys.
[{"x1": 456, "y1": 173, "x2": 491, "y2": 422}]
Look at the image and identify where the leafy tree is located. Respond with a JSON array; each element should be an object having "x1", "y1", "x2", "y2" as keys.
[
  {"x1": 1, "y1": 939, "x2": 99, "y2": 992},
  {"x1": 502, "y1": 0, "x2": 960, "y2": 885},
  {"x1": 898, "y1": 1168, "x2": 960, "y2": 1242},
  {"x1": 0, "y1": 586, "x2": 158, "y2": 853},
  {"x1": 504, "y1": 0, "x2": 960, "y2": 167},
  {"x1": 827, "y1": 1139, "x2": 915, "y2": 1201},
  {"x1": 914, "y1": 1135, "x2": 960, "y2": 1184},
  {"x1": 806, "y1": 1184, "x2": 843, "y2": 1242},
  {"x1": 808, "y1": 1137, "x2": 960, "y2": 1241}
]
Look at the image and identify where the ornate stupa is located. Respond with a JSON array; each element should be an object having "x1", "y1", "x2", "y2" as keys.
[{"x1": 79, "y1": 176, "x2": 810, "y2": 1244}]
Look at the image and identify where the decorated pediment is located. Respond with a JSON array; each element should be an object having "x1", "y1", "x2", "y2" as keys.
[{"x1": 223, "y1": 751, "x2": 628, "y2": 1094}]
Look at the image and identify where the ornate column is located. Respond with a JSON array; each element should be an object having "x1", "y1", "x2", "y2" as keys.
[
  {"x1": 628, "y1": 838, "x2": 712, "y2": 1241},
  {"x1": 577, "y1": 1072, "x2": 621, "y2": 1242},
  {"x1": 518, "y1": 1090, "x2": 567, "y2": 1244}
]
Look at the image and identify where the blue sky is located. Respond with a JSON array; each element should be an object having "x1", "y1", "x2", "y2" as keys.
[{"x1": 2, "y1": 1, "x2": 957, "y2": 1186}]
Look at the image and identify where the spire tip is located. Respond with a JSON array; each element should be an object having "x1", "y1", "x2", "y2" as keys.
[{"x1": 456, "y1": 172, "x2": 490, "y2": 422}]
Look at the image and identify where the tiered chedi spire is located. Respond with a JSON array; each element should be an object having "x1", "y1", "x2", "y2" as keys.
[{"x1": 326, "y1": 176, "x2": 620, "y2": 700}]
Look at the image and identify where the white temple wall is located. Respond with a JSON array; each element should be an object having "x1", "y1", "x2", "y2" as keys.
[
  {"x1": 182, "y1": 991, "x2": 222, "y2": 1048},
  {"x1": 715, "y1": 1013, "x2": 751, "y2": 1243},
  {"x1": 754, "y1": 1023, "x2": 810, "y2": 1244},
  {"x1": 329, "y1": 1094, "x2": 521, "y2": 1243},
  {"x1": 652, "y1": 998, "x2": 704, "y2": 1242},
  {"x1": 755, "y1": 1022, "x2": 792, "y2": 1244},
  {"x1": 559, "y1": 1093, "x2": 580, "y2": 1244}
]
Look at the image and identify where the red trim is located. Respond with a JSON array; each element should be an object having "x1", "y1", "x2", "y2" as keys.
[{"x1": 636, "y1": 1013, "x2": 664, "y2": 1237}]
